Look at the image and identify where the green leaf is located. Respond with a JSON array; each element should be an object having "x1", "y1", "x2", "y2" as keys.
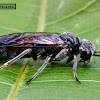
[{"x1": 0, "y1": 0, "x2": 100, "y2": 100}]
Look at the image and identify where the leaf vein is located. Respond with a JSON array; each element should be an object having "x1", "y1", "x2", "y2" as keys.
[
  {"x1": 37, "y1": 0, "x2": 46, "y2": 32},
  {"x1": 45, "y1": 0, "x2": 96, "y2": 26}
]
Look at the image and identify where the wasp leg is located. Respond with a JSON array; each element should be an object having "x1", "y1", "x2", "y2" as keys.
[
  {"x1": 66, "y1": 56, "x2": 74, "y2": 64},
  {"x1": 26, "y1": 48, "x2": 69, "y2": 84},
  {"x1": 26, "y1": 56, "x2": 51, "y2": 84},
  {"x1": 73, "y1": 55, "x2": 80, "y2": 84},
  {"x1": 0, "y1": 48, "x2": 32, "y2": 70},
  {"x1": 53, "y1": 48, "x2": 69, "y2": 61},
  {"x1": 79, "y1": 59, "x2": 88, "y2": 65}
]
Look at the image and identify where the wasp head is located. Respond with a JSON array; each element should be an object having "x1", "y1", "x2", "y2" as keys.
[{"x1": 79, "y1": 39, "x2": 95, "y2": 63}]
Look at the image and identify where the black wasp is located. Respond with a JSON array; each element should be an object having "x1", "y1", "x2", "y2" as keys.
[{"x1": 0, "y1": 32, "x2": 99, "y2": 84}]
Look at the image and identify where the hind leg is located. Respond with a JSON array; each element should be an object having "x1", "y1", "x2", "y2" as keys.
[{"x1": 0, "y1": 48, "x2": 32, "y2": 70}]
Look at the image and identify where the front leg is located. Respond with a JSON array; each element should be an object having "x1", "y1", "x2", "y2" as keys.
[{"x1": 73, "y1": 55, "x2": 80, "y2": 84}]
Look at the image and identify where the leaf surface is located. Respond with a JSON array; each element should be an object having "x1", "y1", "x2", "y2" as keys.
[{"x1": 0, "y1": 0, "x2": 100, "y2": 100}]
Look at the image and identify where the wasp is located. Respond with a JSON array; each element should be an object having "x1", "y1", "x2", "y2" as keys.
[{"x1": 0, "y1": 32, "x2": 99, "y2": 84}]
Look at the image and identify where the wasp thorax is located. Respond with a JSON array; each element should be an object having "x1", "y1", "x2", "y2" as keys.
[{"x1": 60, "y1": 32, "x2": 80, "y2": 54}]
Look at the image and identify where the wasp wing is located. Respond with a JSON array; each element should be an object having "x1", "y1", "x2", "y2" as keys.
[
  {"x1": 0, "y1": 33, "x2": 22, "y2": 44},
  {"x1": 0, "y1": 33, "x2": 64, "y2": 47}
]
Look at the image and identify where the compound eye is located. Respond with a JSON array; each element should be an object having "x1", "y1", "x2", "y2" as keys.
[{"x1": 80, "y1": 48, "x2": 91, "y2": 61}]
